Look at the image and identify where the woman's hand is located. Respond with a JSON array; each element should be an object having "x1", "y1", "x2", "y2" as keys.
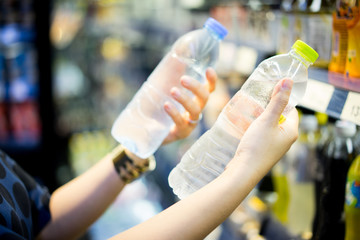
[
  {"x1": 226, "y1": 78, "x2": 299, "y2": 177},
  {"x1": 162, "y1": 68, "x2": 217, "y2": 145},
  {"x1": 108, "y1": 79, "x2": 300, "y2": 240}
]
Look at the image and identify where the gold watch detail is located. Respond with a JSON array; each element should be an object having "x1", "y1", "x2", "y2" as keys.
[{"x1": 111, "y1": 145, "x2": 156, "y2": 183}]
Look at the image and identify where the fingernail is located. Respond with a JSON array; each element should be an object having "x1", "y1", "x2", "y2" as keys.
[
  {"x1": 164, "y1": 102, "x2": 172, "y2": 112},
  {"x1": 181, "y1": 77, "x2": 191, "y2": 87},
  {"x1": 171, "y1": 88, "x2": 181, "y2": 99},
  {"x1": 281, "y1": 79, "x2": 292, "y2": 91}
]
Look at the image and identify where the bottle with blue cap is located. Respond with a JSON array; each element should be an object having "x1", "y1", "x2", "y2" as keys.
[
  {"x1": 169, "y1": 40, "x2": 319, "y2": 199},
  {"x1": 111, "y1": 18, "x2": 228, "y2": 159}
]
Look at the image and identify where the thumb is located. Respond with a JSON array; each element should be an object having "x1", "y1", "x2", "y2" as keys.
[{"x1": 262, "y1": 78, "x2": 293, "y2": 125}]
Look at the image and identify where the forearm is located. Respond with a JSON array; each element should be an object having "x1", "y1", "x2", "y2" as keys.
[
  {"x1": 110, "y1": 155, "x2": 266, "y2": 240},
  {"x1": 37, "y1": 147, "x2": 126, "y2": 240},
  {"x1": 109, "y1": 78, "x2": 297, "y2": 240}
]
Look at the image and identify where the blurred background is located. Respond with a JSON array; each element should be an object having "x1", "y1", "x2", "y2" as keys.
[{"x1": 0, "y1": 0, "x2": 360, "y2": 239}]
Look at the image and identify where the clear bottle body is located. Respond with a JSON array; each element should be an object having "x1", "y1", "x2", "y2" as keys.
[
  {"x1": 111, "y1": 28, "x2": 220, "y2": 158},
  {"x1": 169, "y1": 49, "x2": 311, "y2": 199}
]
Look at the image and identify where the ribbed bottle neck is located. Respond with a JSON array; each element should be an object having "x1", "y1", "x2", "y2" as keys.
[
  {"x1": 203, "y1": 18, "x2": 227, "y2": 41},
  {"x1": 204, "y1": 26, "x2": 223, "y2": 41},
  {"x1": 290, "y1": 49, "x2": 312, "y2": 68}
]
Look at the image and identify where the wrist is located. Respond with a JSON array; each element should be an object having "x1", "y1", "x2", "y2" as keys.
[
  {"x1": 225, "y1": 154, "x2": 266, "y2": 183},
  {"x1": 110, "y1": 145, "x2": 156, "y2": 183},
  {"x1": 226, "y1": 152, "x2": 279, "y2": 184}
]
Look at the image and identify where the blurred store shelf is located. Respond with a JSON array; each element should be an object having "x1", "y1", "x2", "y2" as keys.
[{"x1": 299, "y1": 68, "x2": 360, "y2": 125}]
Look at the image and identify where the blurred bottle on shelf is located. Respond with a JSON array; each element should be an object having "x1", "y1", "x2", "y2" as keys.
[
  {"x1": 312, "y1": 112, "x2": 333, "y2": 235},
  {"x1": 0, "y1": 0, "x2": 41, "y2": 147},
  {"x1": 308, "y1": 0, "x2": 336, "y2": 12},
  {"x1": 286, "y1": 114, "x2": 318, "y2": 236},
  {"x1": 69, "y1": 130, "x2": 115, "y2": 176},
  {"x1": 281, "y1": 0, "x2": 334, "y2": 12},
  {"x1": 6, "y1": 42, "x2": 41, "y2": 145},
  {"x1": 271, "y1": 155, "x2": 290, "y2": 224},
  {"x1": 344, "y1": 154, "x2": 360, "y2": 240},
  {"x1": 312, "y1": 120, "x2": 358, "y2": 240},
  {"x1": 278, "y1": 0, "x2": 333, "y2": 69},
  {"x1": 278, "y1": 0, "x2": 303, "y2": 55},
  {"x1": 271, "y1": 110, "x2": 306, "y2": 227},
  {"x1": 9, "y1": 101, "x2": 41, "y2": 145},
  {"x1": 277, "y1": 12, "x2": 292, "y2": 55},
  {"x1": 355, "y1": 126, "x2": 360, "y2": 149},
  {"x1": 345, "y1": 0, "x2": 360, "y2": 78},
  {"x1": 0, "y1": 55, "x2": 8, "y2": 142},
  {"x1": 314, "y1": 112, "x2": 333, "y2": 156},
  {"x1": 306, "y1": 0, "x2": 334, "y2": 69},
  {"x1": 295, "y1": 0, "x2": 334, "y2": 68},
  {"x1": 281, "y1": 0, "x2": 297, "y2": 12},
  {"x1": 329, "y1": 0, "x2": 349, "y2": 74}
]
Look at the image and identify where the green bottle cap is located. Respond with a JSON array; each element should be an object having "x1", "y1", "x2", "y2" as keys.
[{"x1": 291, "y1": 40, "x2": 319, "y2": 64}]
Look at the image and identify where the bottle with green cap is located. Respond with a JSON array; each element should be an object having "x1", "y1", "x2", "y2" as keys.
[{"x1": 169, "y1": 40, "x2": 319, "y2": 200}]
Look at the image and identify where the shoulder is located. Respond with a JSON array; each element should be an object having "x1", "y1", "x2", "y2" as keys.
[{"x1": 0, "y1": 150, "x2": 51, "y2": 239}]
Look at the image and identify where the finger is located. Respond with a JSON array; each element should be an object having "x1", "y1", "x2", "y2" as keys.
[
  {"x1": 170, "y1": 87, "x2": 201, "y2": 121},
  {"x1": 164, "y1": 101, "x2": 185, "y2": 126},
  {"x1": 180, "y1": 76, "x2": 209, "y2": 109},
  {"x1": 262, "y1": 78, "x2": 293, "y2": 125},
  {"x1": 205, "y1": 67, "x2": 217, "y2": 93}
]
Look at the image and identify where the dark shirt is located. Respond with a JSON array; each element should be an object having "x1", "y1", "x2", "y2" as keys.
[{"x1": 0, "y1": 150, "x2": 51, "y2": 239}]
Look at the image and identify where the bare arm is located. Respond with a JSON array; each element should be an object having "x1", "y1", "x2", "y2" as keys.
[
  {"x1": 110, "y1": 78, "x2": 298, "y2": 240},
  {"x1": 36, "y1": 147, "x2": 126, "y2": 240},
  {"x1": 36, "y1": 69, "x2": 217, "y2": 240}
]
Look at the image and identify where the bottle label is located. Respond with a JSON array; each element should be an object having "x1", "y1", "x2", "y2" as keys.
[{"x1": 346, "y1": 180, "x2": 360, "y2": 208}]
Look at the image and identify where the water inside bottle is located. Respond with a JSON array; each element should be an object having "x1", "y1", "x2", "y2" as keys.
[
  {"x1": 224, "y1": 92, "x2": 265, "y2": 137},
  {"x1": 240, "y1": 77, "x2": 307, "y2": 115},
  {"x1": 149, "y1": 52, "x2": 207, "y2": 112},
  {"x1": 112, "y1": 51, "x2": 210, "y2": 158}
]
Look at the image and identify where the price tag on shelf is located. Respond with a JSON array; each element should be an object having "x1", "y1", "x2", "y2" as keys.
[
  {"x1": 299, "y1": 79, "x2": 335, "y2": 113},
  {"x1": 340, "y1": 92, "x2": 360, "y2": 125}
]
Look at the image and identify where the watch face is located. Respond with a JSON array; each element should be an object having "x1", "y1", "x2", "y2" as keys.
[{"x1": 112, "y1": 145, "x2": 155, "y2": 183}]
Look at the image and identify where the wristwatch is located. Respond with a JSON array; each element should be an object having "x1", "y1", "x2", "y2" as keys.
[{"x1": 111, "y1": 145, "x2": 156, "y2": 183}]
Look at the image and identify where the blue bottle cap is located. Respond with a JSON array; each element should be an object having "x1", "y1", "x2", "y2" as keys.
[{"x1": 204, "y1": 18, "x2": 228, "y2": 40}]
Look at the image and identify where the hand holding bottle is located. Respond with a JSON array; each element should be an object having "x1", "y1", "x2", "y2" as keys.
[
  {"x1": 227, "y1": 78, "x2": 299, "y2": 174},
  {"x1": 169, "y1": 40, "x2": 318, "y2": 199},
  {"x1": 111, "y1": 18, "x2": 227, "y2": 159},
  {"x1": 109, "y1": 79, "x2": 299, "y2": 240},
  {"x1": 162, "y1": 68, "x2": 217, "y2": 145},
  {"x1": 123, "y1": 68, "x2": 217, "y2": 173}
]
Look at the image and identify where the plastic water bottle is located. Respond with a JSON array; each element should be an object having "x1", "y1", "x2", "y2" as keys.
[
  {"x1": 168, "y1": 40, "x2": 319, "y2": 199},
  {"x1": 111, "y1": 18, "x2": 228, "y2": 159}
]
